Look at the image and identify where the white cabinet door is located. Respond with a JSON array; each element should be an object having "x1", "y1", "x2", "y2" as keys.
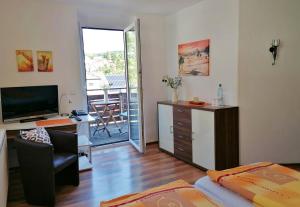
[
  {"x1": 192, "y1": 109, "x2": 215, "y2": 170},
  {"x1": 158, "y1": 104, "x2": 174, "y2": 154}
]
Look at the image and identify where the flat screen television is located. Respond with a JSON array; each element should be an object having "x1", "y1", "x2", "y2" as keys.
[{"x1": 1, "y1": 85, "x2": 59, "y2": 123}]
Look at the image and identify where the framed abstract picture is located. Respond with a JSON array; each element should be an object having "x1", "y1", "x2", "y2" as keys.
[
  {"x1": 37, "y1": 51, "x2": 53, "y2": 72},
  {"x1": 16, "y1": 50, "x2": 34, "y2": 72},
  {"x1": 178, "y1": 39, "x2": 210, "y2": 76}
]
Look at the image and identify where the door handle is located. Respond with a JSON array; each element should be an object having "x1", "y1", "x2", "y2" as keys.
[
  {"x1": 170, "y1": 126, "x2": 174, "y2": 134},
  {"x1": 192, "y1": 132, "x2": 195, "y2": 141}
]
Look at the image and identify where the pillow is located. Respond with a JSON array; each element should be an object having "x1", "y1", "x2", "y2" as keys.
[{"x1": 20, "y1": 127, "x2": 52, "y2": 145}]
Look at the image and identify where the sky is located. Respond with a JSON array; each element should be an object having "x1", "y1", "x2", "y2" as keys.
[{"x1": 82, "y1": 29, "x2": 124, "y2": 54}]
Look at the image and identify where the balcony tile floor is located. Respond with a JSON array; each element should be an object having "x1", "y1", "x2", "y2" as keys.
[{"x1": 89, "y1": 122, "x2": 129, "y2": 146}]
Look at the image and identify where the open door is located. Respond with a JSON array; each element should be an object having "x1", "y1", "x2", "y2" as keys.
[{"x1": 124, "y1": 19, "x2": 145, "y2": 153}]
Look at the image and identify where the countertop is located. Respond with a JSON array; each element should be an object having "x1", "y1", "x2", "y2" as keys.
[{"x1": 157, "y1": 100, "x2": 238, "y2": 112}]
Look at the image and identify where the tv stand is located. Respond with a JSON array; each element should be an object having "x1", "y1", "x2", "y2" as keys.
[{"x1": 20, "y1": 117, "x2": 47, "y2": 123}]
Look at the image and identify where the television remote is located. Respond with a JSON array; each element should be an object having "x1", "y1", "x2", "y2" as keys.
[{"x1": 74, "y1": 116, "x2": 82, "y2": 121}]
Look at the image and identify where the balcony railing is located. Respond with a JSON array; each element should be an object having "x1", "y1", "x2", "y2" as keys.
[{"x1": 87, "y1": 87, "x2": 127, "y2": 123}]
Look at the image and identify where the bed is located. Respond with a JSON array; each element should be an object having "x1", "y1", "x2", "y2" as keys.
[{"x1": 101, "y1": 162, "x2": 300, "y2": 207}]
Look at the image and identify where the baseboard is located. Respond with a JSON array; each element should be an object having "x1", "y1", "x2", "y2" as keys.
[
  {"x1": 146, "y1": 141, "x2": 158, "y2": 146},
  {"x1": 146, "y1": 137, "x2": 158, "y2": 144}
]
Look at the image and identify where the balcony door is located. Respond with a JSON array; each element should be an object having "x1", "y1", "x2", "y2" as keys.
[{"x1": 124, "y1": 19, "x2": 145, "y2": 153}]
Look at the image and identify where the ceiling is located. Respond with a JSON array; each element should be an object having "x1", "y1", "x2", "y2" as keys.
[{"x1": 58, "y1": 0, "x2": 203, "y2": 15}]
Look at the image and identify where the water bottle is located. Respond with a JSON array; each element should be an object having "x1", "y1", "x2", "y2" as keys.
[{"x1": 217, "y1": 84, "x2": 224, "y2": 106}]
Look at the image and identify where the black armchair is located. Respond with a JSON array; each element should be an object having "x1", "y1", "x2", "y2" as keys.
[{"x1": 14, "y1": 129, "x2": 79, "y2": 206}]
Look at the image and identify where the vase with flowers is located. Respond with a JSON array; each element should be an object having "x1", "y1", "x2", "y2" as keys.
[
  {"x1": 162, "y1": 75, "x2": 182, "y2": 103},
  {"x1": 101, "y1": 83, "x2": 113, "y2": 102}
]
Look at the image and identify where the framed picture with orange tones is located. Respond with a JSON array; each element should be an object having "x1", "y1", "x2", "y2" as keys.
[
  {"x1": 178, "y1": 39, "x2": 210, "y2": 76},
  {"x1": 16, "y1": 50, "x2": 34, "y2": 72},
  {"x1": 37, "y1": 51, "x2": 53, "y2": 72}
]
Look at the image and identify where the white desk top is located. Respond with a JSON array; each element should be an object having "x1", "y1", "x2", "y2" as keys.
[{"x1": 0, "y1": 115, "x2": 95, "y2": 131}]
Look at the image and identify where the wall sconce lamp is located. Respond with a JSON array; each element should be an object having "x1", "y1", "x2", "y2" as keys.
[{"x1": 269, "y1": 39, "x2": 280, "y2": 65}]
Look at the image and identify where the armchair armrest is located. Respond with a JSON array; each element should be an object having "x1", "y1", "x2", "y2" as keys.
[
  {"x1": 14, "y1": 137, "x2": 54, "y2": 170},
  {"x1": 47, "y1": 130, "x2": 78, "y2": 154}
]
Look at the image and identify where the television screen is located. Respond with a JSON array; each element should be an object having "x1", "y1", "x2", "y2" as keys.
[{"x1": 1, "y1": 85, "x2": 59, "y2": 122}]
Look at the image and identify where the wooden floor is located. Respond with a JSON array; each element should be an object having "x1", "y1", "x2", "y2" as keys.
[{"x1": 8, "y1": 143, "x2": 206, "y2": 207}]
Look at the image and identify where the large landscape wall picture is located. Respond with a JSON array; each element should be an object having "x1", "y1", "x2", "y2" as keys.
[{"x1": 178, "y1": 39, "x2": 210, "y2": 76}]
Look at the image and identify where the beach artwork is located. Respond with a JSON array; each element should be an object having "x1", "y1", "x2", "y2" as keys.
[{"x1": 178, "y1": 39, "x2": 210, "y2": 76}]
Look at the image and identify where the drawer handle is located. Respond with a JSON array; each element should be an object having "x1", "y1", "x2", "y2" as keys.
[
  {"x1": 177, "y1": 122, "x2": 183, "y2": 126},
  {"x1": 177, "y1": 109, "x2": 185, "y2": 113},
  {"x1": 178, "y1": 135, "x2": 183, "y2": 138},
  {"x1": 176, "y1": 147, "x2": 184, "y2": 152}
]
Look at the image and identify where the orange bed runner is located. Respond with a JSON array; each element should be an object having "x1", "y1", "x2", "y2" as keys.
[{"x1": 36, "y1": 118, "x2": 73, "y2": 127}]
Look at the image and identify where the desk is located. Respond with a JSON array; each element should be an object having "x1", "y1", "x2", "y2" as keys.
[
  {"x1": 0, "y1": 115, "x2": 95, "y2": 169},
  {"x1": 0, "y1": 115, "x2": 95, "y2": 133}
]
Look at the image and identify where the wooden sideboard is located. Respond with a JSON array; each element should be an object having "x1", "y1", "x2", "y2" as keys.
[{"x1": 158, "y1": 101, "x2": 239, "y2": 170}]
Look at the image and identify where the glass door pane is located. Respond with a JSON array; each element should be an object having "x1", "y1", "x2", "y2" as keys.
[
  {"x1": 81, "y1": 28, "x2": 129, "y2": 146},
  {"x1": 124, "y1": 19, "x2": 145, "y2": 152}
]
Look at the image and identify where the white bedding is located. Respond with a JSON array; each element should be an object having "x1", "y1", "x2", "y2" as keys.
[{"x1": 194, "y1": 176, "x2": 254, "y2": 207}]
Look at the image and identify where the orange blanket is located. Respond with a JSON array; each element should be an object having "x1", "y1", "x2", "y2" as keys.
[
  {"x1": 100, "y1": 180, "x2": 222, "y2": 207},
  {"x1": 208, "y1": 162, "x2": 300, "y2": 207}
]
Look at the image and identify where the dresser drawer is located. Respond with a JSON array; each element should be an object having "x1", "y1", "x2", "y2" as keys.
[
  {"x1": 173, "y1": 119, "x2": 191, "y2": 131},
  {"x1": 174, "y1": 127, "x2": 191, "y2": 140},
  {"x1": 174, "y1": 137, "x2": 192, "y2": 148},
  {"x1": 174, "y1": 141, "x2": 192, "y2": 162},
  {"x1": 173, "y1": 106, "x2": 191, "y2": 122},
  {"x1": 174, "y1": 134, "x2": 192, "y2": 163}
]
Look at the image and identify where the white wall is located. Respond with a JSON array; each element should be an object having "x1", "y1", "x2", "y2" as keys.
[
  {"x1": 165, "y1": 0, "x2": 239, "y2": 105},
  {"x1": 0, "y1": 0, "x2": 166, "y2": 143},
  {"x1": 0, "y1": 0, "x2": 84, "y2": 114},
  {"x1": 239, "y1": 0, "x2": 300, "y2": 164}
]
